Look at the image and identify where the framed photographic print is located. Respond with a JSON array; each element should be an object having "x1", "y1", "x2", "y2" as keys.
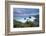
[{"x1": 5, "y1": 1, "x2": 45, "y2": 36}]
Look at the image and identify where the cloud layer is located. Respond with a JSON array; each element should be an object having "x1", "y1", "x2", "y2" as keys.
[
  {"x1": 13, "y1": 8, "x2": 39, "y2": 17},
  {"x1": 13, "y1": 8, "x2": 39, "y2": 22}
]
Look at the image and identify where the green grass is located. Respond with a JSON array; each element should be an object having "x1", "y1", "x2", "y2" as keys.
[{"x1": 13, "y1": 20, "x2": 39, "y2": 28}]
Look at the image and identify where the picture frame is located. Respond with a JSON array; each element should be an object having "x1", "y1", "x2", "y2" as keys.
[{"x1": 5, "y1": 0, "x2": 45, "y2": 36}]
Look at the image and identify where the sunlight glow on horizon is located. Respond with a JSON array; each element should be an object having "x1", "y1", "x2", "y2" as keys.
[{"x1": 14, "y1": 16, "x2": 36, "y2": 23}]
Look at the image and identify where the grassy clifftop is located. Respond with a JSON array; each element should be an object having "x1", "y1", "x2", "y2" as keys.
[{"x1": 13, "y1": 19, "x2": 39, "y2": 28}]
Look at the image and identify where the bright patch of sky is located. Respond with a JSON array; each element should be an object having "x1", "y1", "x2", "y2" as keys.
[{"x1": 13, "y1": 8, "x2": 39, "y2": 23}]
